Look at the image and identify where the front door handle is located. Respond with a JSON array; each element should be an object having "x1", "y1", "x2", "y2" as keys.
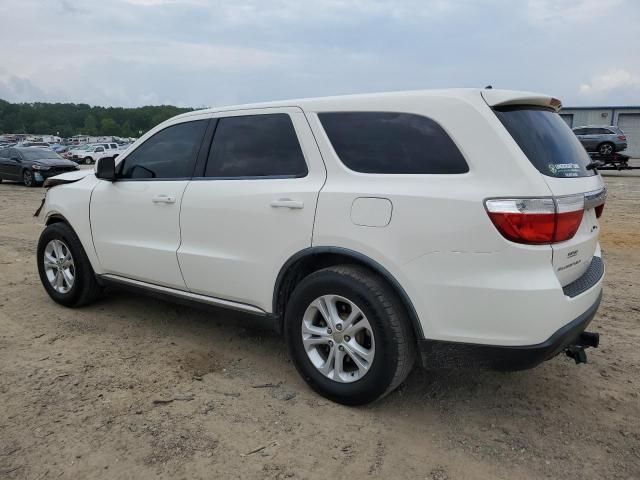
[
  {"x1": 270, "y1": 198, "x2": 304, "y2": 209},
  {"x1": 152, "y1": 194, "x2": 176, "y2": 204}
]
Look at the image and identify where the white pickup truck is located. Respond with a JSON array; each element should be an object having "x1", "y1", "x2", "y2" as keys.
[{"x1": 70, "y1": 144, "x2": 121, "y2": 165}]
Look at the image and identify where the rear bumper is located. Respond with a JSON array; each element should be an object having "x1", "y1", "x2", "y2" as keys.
[{"x1": 417, "y1": 290, "x2": 602, "y2": 371}]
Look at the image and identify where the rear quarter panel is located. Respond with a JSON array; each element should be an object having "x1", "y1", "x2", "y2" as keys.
[{"x1": 306, "y1": 92, "x2": 562, "y2": 344}]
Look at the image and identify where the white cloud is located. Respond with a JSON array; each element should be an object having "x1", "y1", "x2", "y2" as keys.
[
  {"x1": 526, "y1": 0, "x2": 624, "y2": 24},
  {"x1": 579, "y1": 69, "x2": 640, "y2": 95},
  {"x1": 0, "y1": 0, "x2": 639, "y2": 106}
]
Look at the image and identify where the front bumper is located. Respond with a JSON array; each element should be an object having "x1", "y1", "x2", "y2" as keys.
[
  {"x1": 417, "y1": 290, "x2": 602, "y2": 371},
  {"x1": 33, "y1": 169, "x2": 78, "y2": 182}
]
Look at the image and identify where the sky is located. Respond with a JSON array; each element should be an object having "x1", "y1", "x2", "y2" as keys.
[{"x1": 0, "y1": 0, "x2": 639, "y2": 108}]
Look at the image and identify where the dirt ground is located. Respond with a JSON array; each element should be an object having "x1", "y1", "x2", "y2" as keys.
[{"x1": 0, "y1": 172, "x2": 638, "y2": 480}]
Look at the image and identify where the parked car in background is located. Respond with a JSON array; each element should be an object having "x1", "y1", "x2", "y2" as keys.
[
  {"x1": 66, "y1": 145, "x2": 89, "y2": 160},
  {"x1": 74, "y1": 144, "x2": 119, "y2": 165},
  {"x1": 19, "y1": 141, "x2": 51, "y2": 149},
  {"x1": 572, "y1": 126, "x2": 627, "y2": 155},
  {"x1": 0, "y1": 147, "x2": 78, "y2": 186},
  {"x1": 35, "y1": 89, "x2": 605, "y2": 405}
]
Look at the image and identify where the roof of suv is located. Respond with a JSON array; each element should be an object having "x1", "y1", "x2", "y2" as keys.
[{"x1": 173, "y1": 88, "x2": 559, "y2": 119}]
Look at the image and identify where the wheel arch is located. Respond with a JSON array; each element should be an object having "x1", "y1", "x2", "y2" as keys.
[
  {"x1": 272, "y1": 247, "x2": 424, "y2": 340},
  {"x1": 45, "y1": 212, "x2": 71, "y2": 226}
]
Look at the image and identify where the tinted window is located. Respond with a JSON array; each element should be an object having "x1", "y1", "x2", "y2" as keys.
[
  {"x1": 204, "y1": 114, "x2": 307, "y2": 178},
  {"x1": 318, "y1": 112, "x2": 468, "y2": 174},
  {"x1": 573, "y1": 128, "x2": 586, "y2": 135},
  {"x1": 119, "y1": 120, "x2": 207, "y2": 179},
  {"x1": 0, "y1": 148, "x2": 7, "y2": 159},
  {"x1": 21, "y1": 149, "x2": 62, "y2": 160},
  {"x1": 494, "y1": 107, "x2": 595, "y2": 178}
]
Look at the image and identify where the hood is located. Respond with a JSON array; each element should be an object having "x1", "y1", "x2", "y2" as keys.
[
  {"x1": 43, "y1": 168, "x2": 94, "y2": 187},
  {"x1": 32, "y1": 158, "x2": 79, "y2": 167}
]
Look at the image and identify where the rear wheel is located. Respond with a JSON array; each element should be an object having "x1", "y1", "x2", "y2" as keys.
[
  {"x1": 37, "y1": 222, "x2": 102, "y2": 307},
  {"x1": 598, "y1": 142, "x2": 614, "y2": 155},
  {"x1": 284, "y1": 265, "x2": 415, "y2": 405}
]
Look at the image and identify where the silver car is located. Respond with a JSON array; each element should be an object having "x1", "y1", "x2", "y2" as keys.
[{"x1": 572, "y1": 125, "x2": 627, "y2": 155}]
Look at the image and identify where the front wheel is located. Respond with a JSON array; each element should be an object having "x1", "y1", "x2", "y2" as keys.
[
  {"x1": 23, "y1": 169, "x2": 36, "y2": 187},
  {"x1": 284, "y1": 265, "x2": 415, "y2": 405},
  {"x1": 37, "y1": 222, "x2": 102, "y2": 307},
  {"x1": 84, "y1": 156, "x2": 93, "y2": 165},
  {"x1": 598, "y1": 142, "x2": 614, "y2": 155}
]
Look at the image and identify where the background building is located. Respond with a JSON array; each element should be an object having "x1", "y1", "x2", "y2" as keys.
[{"x1": 560, "y1": 106, "x2": 640, "y2": 157}]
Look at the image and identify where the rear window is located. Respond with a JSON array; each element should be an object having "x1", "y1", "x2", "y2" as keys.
[
  {"x1": 318, "y1": 112, "x2": 468, "y2": 174},
  {"x1": 495, "y1": 107, "x2": 595, "y2": 178}
]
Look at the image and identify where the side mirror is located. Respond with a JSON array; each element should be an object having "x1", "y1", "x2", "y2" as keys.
[
  {"x1": 96, "y1": 157, "x2": 116, "y2": 181},
  {"x1": 10, "y1": 157, "x2": 20, "y2": 162}
]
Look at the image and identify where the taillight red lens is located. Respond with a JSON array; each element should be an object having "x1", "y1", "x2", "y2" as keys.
[
  {"x1": 554, "y1": 194, "x2": 584, "y2": 242},
  {"x1": 487, "y1": 211, "x2": 555, "y2": 244},
  {"x1": 595, "y1": 204, "x2": 604, "y2": 218},
  {"x1": 486, "y1": 195, "x2": 584, "y2": 245},
  {"x1": 618, "y1": 135, "x2": 626, "y2": 141},
  {"x1": 554, "y1": 210, "x2": 584, "y2": 242}
]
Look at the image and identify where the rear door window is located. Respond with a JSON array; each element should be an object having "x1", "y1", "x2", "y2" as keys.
[
  {"x1": 319, "y1": 112, "x2": 468, "y2": 174},
  {"x1": 494, "y1": 107, "x2": 595, "y2": 178}
]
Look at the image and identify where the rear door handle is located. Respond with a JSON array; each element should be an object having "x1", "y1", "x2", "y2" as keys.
[
  {"x1": 270, "y1": 198, "x2": 304, "y2": 209},
  {"x1": 152, "y1": 194, "x2": 176, "y2": 204}
]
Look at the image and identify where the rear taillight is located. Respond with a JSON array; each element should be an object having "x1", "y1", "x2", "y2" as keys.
[
  {"x1": 486, "y1": 194, "x2": 584, "y2": 245},
  {"x1": 595, "y1": 204, "x2": 604, "y2": 218},
  {"x1": 617, "y1": 135, "x2": 626, "y2": 141},
  {"x1": 554, "y1": 195, "x2": 585, "y2": 242}
]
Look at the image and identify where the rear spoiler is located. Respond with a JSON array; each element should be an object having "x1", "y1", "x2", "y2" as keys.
[{"x1": 481, "y1": 90, "x2": 562, "y2": 112}]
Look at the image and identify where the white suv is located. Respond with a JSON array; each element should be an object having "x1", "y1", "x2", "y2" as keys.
[{"x1": 36, "y1": 89, "x2": 606, "y2": 405}]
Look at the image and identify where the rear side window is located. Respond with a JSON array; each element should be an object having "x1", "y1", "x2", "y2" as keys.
[
  {"x1": 119, "y1": 120, "x2": 207, "y2": 179},
  {"x1": 204, "y1": 114, "x2": 307, "y2": 178},
  {"x1": 494, "y1": 107, "x2": 595, "y2": 178},
  {"x1": 318, "y1": 112, "x2": 468, "y2": 174}
]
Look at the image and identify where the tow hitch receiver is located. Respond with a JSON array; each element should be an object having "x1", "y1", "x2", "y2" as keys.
[{"x1": 565, "y1": 331, "x2": 600, "y2": 364}]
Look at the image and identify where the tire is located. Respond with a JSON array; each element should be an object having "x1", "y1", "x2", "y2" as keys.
[
  {"x1": 37, "y1": 222, "x2": 102, "y2": 307},
  {"x1": 84, "y1": 156, "x2": 93, "y2": 165},
  {"x1": 284, "y1": 265, "x2": 415, "y2": 405},
  {"x1": 598, "y1": 142, "x2": 614, "y2": 156},
  {"x1": 23, "y1": 169, "x2": 36, "y2": 187}
]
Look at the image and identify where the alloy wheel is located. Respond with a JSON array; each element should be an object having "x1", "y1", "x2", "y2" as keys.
[
  {"x1": 23, "y1": 170, "x2": 33, "y2": 187},
  {"x1": 301, "y1": 294, "x2": 375, "y2": 383},
  {"x1": 43, "y1": 239, "x2": 75, "y2": 294},
  {"x1": 600, "y1": 144, "x2": 613, "y2": 155}
]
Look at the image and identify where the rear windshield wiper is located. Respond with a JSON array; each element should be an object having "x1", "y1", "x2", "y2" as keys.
[{"x1": 585, "y1": 161, "x2": 602, "y2": 171}]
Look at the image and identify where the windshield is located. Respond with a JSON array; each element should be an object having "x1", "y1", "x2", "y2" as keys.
[
  {"x1": 494, "y1": 107, "x2": 595, "y2": 178},
  {"x1": 22, "y1": 149, "x2": 63, "y2": 160}
]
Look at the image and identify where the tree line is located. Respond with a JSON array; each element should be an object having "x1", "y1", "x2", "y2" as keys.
[{"x1": 0, "y1": 99, "x2": 194, "y2": 138}]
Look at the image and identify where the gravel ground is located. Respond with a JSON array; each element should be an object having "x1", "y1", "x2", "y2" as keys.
[{"x1": 0, "y1": 175, "x2": 638, "y2": 479}]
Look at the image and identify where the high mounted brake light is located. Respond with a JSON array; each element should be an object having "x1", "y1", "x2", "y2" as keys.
[{"x1": 485, "y1": 194, "x2": 585, "y2": 245}]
